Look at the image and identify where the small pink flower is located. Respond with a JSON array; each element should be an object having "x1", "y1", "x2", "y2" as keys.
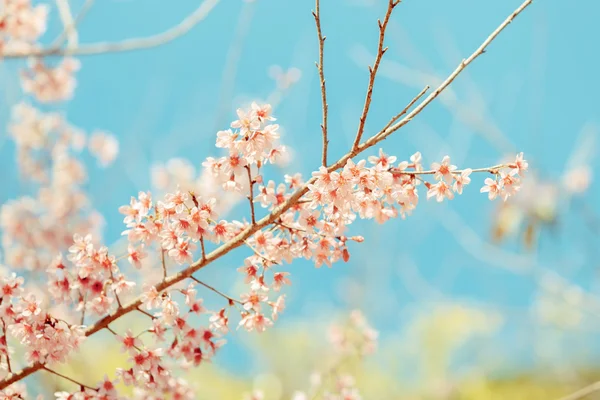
[
  {"x1": 480, "y1": 177, "x2": 503, "y2": 200},
  {"x1": 251, "y1": 102, "x2": 276, "y2": 122},
  {"x1": 231, "y1": 108, "x2": 260, "y2": 133},
  {"x1": 127, "y1": 244, "x2": 147, "y2": 269},
  {"x1": 117, "y1": 330, "x2": 141, "y2": 354},
  {"x1": 168, "y1": 238, "x2": 196, "y2": 265},
  {"x1": 453, "y1": 168, "x2": 472, "y2": 194},
  {"x1": 514, "y1": 152, "x2": 528, "y2": 176},
  {"x1": 431, "y1": 156, "x2": 457, "y2": 183},
  {"x1": 426, "y1": 181, "x2": 454, "y2": 202},
  {"x1": 368, "y1": 149, "x2": 397, "y2": 170},
  {"x1": 272, "y1": 272, "x2": 291, "y2": 291},
  {"x1": 499, "y1": 170, "x2": 521, "y2": 200},
  {"x1": 270, "y1": 295, "x2": 286, "y2": 321}
]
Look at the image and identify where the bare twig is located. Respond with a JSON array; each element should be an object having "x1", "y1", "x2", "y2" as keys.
[
  {"x1": 2, "y1": 0, "x2": 220, "y2": 59},
  {"x1": 161, "y1": 249, "x2": 167, "y2": 279},
  {"x1": 313, "y1": 0, "x2": 329, "y2": 166},
  {"x1": 1, "y1": 321, "x2": 11, "y2": 374},
  {"x1": 378, "y1": 85, "x2": 429, "y2": 136},
  {"x1": 136, "y1": 307, "x2": 155, "y2": 320},
  {"x1": 245, "y1": 241, "x2": 279, "y2": 266},
  {"x1": 352, "y1": 0, "x2": 400, "y2": 151},
  {"x1": 43, "y1": 367, "x2": 97, "y2": 391},
  {"x1": 200, "y1": 237, "x2": 206, "y2": 261},
  {"x1": 246, "y1": 166, "x2": 256, "y2": 225},
  {"x1": 0, "y1": 0, "x2": 533, "y2": 390},
  {"x1": 189, "y1": 276, "x2": 242, "y2": 305},
  {"x1": 367, "y1": 0, "x2": 534, "y2": 147}
]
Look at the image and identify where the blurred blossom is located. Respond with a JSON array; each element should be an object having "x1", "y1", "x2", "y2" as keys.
[
  {"x1": 89, "y1": 131, "x2": 119, "y2": 167},
  {"x1": 268, "y1": 65, "x2": 302, "y2": 90},
  {"x1": 562, "y1": 165, "x2": 592, "y2": 195}
]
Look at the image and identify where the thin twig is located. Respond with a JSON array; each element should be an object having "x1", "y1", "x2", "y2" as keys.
[
  {"x1": 246, "y1": 166, "x2": 256, "y2": 225},
  {"x1": 245, "y1": 241, "x2": 279, "y2": 266},
  {"x1": 200, "y1": 237, "x2": 206, "y2": 261},
  {"x1": 105, "y1": 325, "x2": 118, "y2": 336},
  {"x1": 189, "y1": 276, "x2": 242, "y2": 305},
  {"x1": 378, "y1": 85, "x2": 430, "y2": 136},
  {"x1": 352, "y1": 0, "x2": 400, "y2": 151},
  {"x1": 366, "y1": 0, "x2": 534, "y2": 147},
  {"x1": 390, "y1": 163, "x2": 512, "y2": 175},
  {"x1": 109, "y1": 270, "x2": 123, "y2": 309},
  {"x1": 43, "y1": 367, "x2": 97, "y2": 391},
  {"x1": 313, "y1": 0, "x2": 329, "y2": 166},
  {"x1": 2, "y1": 0, "x2": 220, "y2": 59},
  {"x1": 136, "y1": 307, "x2": 155, "y2": 320},
  {"x1": 161, "y1": 249, "x2": 167, "y2": 279},
  {"x1": 0, "y1": 0, "x2": 533, "y2": 390},
  {"x1": 1, "y1": 321, "x2": 11, "y2": 374},
  {"x1": 558, "y1": 381, "x2": 600, "y2": 400}
]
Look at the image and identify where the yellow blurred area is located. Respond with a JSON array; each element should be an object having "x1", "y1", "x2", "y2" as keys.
[{"x1": 33, "y1": 304, "x2": 598, "y2": 399}]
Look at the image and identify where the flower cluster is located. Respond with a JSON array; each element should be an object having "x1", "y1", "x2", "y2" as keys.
[
  {"x1": 1, "y1": 273, "x2": 85, "y2": 368},
  {"x1": 0, "y1": 0, "x2": 48, "y2": 56},
  {"x1": 203, "y1": 102, "x2": 288, "y2": 193},
  {"x1": 20, "y1": 58, "x2": 81, "y2": 103},
  {"x1": 1, "y1": 104, "x2": 117, "y2": 273}
]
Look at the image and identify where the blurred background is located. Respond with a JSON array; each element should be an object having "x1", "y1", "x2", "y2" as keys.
[{"x1": 2, "y1": 0, "x2": 600, "y2": 398}]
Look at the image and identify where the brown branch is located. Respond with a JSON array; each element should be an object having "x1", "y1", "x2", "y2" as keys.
[
  {"x1": 0, "y1": 0, "x2": 533, "y2": 390},
  {"x1": 1, "y1": 321, "x2": 11, "y2": 374},
  {"x1": 43, "y1": 367, "x2": 97, "y2": 391},
  {"x1": 136, "y1": 307, "x2": 155, "y2": 320},
  {"x1": 189, "y1": 276, "x2": 242, "y2": 305},
  {"x1": 313, "y1": 0, "x2": 329, "y2": 166},
  {"x1": 2, "y1": 0, "x2": 220, "y2": 59},
  {"x1": 200, "y1": 237, "x2": 206, "y2": 261},
  {"x1": 161, "y1": 249, "x2": 167, "y2": 279},
  {"x1": 367, "y1": 0, "x2": 534, "y2": 147},
  {"x1": 245, "y1": 166, "x2": 256, "y2": 225},
  {"x1": 351, "y1": 0, "x2": 400, "y2": 151}
]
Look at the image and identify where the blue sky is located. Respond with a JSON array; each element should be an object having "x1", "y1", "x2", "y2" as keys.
[{"x1": 2, "y1": 0, "x2": 600, "y2": 382}]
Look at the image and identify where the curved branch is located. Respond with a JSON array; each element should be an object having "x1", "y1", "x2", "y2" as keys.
[{"x1": 2, "y1": 0, "x2": 220, "y2": 59}]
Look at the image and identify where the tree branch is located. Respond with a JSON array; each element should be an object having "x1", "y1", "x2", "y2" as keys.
[
  {"x1": 313, "y1": 0, "x2": 329, "y2": 166},
  {"x1": 351, "y1": 0, "x2": 400, "y2": 151},
  {"x1": 366, "y1": 0, "x2": 533, "y2": 147},
  {"x1": 0, "y1": 0, "x2": 533, "y2": 390},
  {"x1": 379, "y1": 85, "x2": 429, "y2": 136},
  {"x1": 245, "y1": 165, "x2": 256, "y2": 225},
  {"x1": 2, "y1": 0, "x2": 220, "y2": 59},
  {"x1": 43, "y1": 367, "x2": 97, "y2": 391},
  {"x1": 189, "y1": 276, "x2": 242, "y2": 306}
]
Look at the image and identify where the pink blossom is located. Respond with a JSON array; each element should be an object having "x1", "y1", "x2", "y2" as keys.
[
  {"x1": 514, "y1": 152, "x2": 528, "y2": 176},
  {"x1": 431, "y1": 155, "x2": 457, "y2": 183},
  {"x1": 453, "y1": 168, "x2": 472, "y2": 194},
  {"x1": 480, "y1": 177, "x2": 503, "y2": 200},
  {"x1": 426, "y1": 181, "x2": 454, "y2": 202}
]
